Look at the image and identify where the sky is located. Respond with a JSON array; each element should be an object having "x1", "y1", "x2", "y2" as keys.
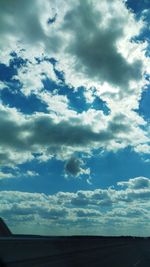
[{"x1": 0, "y1": 0, "x2": 150, "y2": 236}]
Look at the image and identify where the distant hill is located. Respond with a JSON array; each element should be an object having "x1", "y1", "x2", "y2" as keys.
[{"x1": 0, "y1": 218, "x2": 12, "y2": 237}]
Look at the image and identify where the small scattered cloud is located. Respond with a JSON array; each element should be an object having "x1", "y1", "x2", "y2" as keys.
[
  {"x1": 25, "y1": 170, "x2": 39, "y2": 177},
  {"x1": 134, "y1": 144, "x2": 150, "y2": 154},
  {"x1": 0, "y1": 168, "x2": 39, "y2": 181},
  {"x1": 65, "y1": 157, "x2": 90, "y2": 178},
  {"x1": 0, "y1": 171, "x2": 14, "y2": 180},
  {"x1": 118, "y1": 176, "x2": 150, "y2": 189}
]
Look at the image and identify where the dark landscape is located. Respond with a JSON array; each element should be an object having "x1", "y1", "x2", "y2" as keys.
[{"x1": 0, "y1": 219, "x2": 150, "y2": 267}]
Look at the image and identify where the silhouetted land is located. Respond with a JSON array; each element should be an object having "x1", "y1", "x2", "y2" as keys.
[
  {"x1": 0, "y1": 218, "x2": 150, "y2": 266},
  {"x1": 0, "y1": 218, "x2": 12, "y2": 237},
  {"x1": 0, "y1": 235, "x2": 150, "y2": 266}
]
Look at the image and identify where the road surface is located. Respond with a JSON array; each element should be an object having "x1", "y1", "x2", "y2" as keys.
[{"x1": 0, "y1": 236, "x2": 150, "y2": 266}]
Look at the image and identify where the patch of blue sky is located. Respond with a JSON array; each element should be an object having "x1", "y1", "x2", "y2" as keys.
[
  {"x1": 9, "y1": 52, "x2": 28, "y2": 69},
  {"x1": 42, "y1": 77, "x2": 59, "y2": 92},
  {"x1": 91, "y1": 96, "x2": 110, "y2": 115},
  {"x1": 0, "y1": 166, "x2": 17, "y2": 178},
  {"x1": 64, "y1": 86, "x2": 89, "y2": 113},
  {"x1": 132, "y1": 27, "x2": 150, "y2": 58},
  {"x1": 137, "y1": 88, "x2": 150, "y2": 122},
  {"x1": 0, "y1": 54, "x2": 111, "y2": 115},
  {"x1": 35, "y1": 56, "x2": 65, "y2": 82},
  {"x1": 0, "y1": 53, "x2": 27, "y2": 86},
  {"x1": 0, "y1": 159, "x2": 93, "y2": 194},
  {"x1": 0, "y1": 58, "x2": 48, "y2": 113},
  {"x1": 2, "y1": 147, "x2": 150, "y2": 195},
  {"x1": 46, "y1": 57, "x2": 65, "y2": 82},
  {"x1": 54, "y1": 68, "x2": 65, "y2": 83},
  {"x1": 126, "y1": 0, "x2": 150, "y2": 57},
  {"x1": 43, "y1": 76, "x2": 110, "y2": 114},
  {"x1": 86, "y1": 147, "x2": 150, "y2": 189},
  {"x1": 126, "y1": 0, "x2": 150, "y2": 18},
  {"x1": 0, "y1": 79, "x2": 21, "y2": 93},
  {"x1": 47, "y1": 14, "x2": 57, "y2": 25},
  {"x1": 0, "y1": 88, "x2": 48, "y2": 114},
  {"x1": 20, "y1": 56, "x2": 110, "y2": 115},
  {"x1": 0, "y1": 53, "x2": 27, "y2": 88},
  {"x1": 0, "y1": 63, "x2": 17, "y2": 82},
  {"x1": 42, "y1": 77, "x2": 87, "y2": 113}
]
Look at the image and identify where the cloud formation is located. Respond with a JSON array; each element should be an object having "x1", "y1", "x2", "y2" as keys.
[
  {"x1": 0, "y1": 0, "x2": 149, "y2": 175},
  {"x1": 0, "y1": 177, "x2": 150, "y2": 236},
  {"x1": 60, "y1": 0, "x2": 143, "y2": 88},
  {"x1": 0, "y1": 103, "x2": 148, "y2": 170},
  {"x1": 65, "y1": 157, "x2": 90, "y2": 177},
  {"x1": 118, "y1": 176, "x2": 150, "y2": 189},
  {"x1": 0, "y1": 0, "x2": 148, "y2": 93}
]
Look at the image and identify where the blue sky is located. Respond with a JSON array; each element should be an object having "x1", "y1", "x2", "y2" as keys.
[{"x1": 0, "y1": 0, "x2": 150, "y2": 236}]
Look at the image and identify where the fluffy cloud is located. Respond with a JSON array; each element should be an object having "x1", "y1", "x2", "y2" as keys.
[
  {"x1": 0, "y1": 0, "x2": 150, "y2": 174},
  {"x1": 70, "y1": 189, "x2": 112, "y2": 207},
  {"x1": 134, "y1": 144, "x2": 150, "y2": 154},
  {"x1": 118, "y1": 176, "x2": 150, "y2": 189},
  {"x1": 15, "y1": 60, "x2": 58, "y2": 96},
  {"x1": 0, "y1": 172, "x2": 14, "y2": 180},
  {"x1": 44, "y1": 0, "x2": 149, "y2": 118},
  {"x1": 0, "y1": 169, "x2": 39, "y2": 182},
  {"x1": 0, "y1": 102, "x2": 148, "y2": 170},
  {"x1": 58, "y1": 0, "x2": 143, "y2": 88},
  {"x1": 65, "y1": 157, "x2": 90, "y2": 177},
  {"x1": 0, "y1": 177, "x2": 150, "y2": 235},
  {"x1": 0, "y1": 0, "x2": 148, "y2": 94},
  {"x1": 0, "y1": 0, "x2": 49, "y2": 63}
]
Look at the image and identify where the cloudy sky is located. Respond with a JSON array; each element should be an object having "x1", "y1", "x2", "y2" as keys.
[{"x1": 0, "y1": 0, "x2": 150, "y2": 236}]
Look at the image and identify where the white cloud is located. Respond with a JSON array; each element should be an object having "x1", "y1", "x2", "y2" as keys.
[
  {"x1": 15, "y1": 60, "x2": 58, "y2": 96},
  {"x1": 0, "y1": 81, "x2": 7, "y2": 90},
  {"x1": 26, "y1": 170, "x2": 39, "y2": 177},
  {"x1": 0, "y1": 171, "x2": 14, "y2": 180},
  {"x1": 0, "y1": 101, "x2": 149, "y2": 172},
  {"x1": 118, "y1": 176, "x2": 150, "y2": 189},
  {"x1": 0, "y1": 0, "x2": 50, "y2": 63},
  {"x1": 0, "y1": 0, "x2": 150, "y2": 173},
  {"x1": 0, "y1": 177, "x2": 150, "y2": 235},
  {"x1": 39, "y1": 91, "x2": 71, "y2": 116},
  {"x1": 134, "y1": 144, "x2": 150, "y2": 154},
  {"x1": 0, "y1": 169, "x2": 39, "y2": 181},
  {"x1": 46, "y1": 0, "x2": 149, "y2": 115},
  {"x1": 0, "y1": 0, "x2": 149, "y2": 98}
]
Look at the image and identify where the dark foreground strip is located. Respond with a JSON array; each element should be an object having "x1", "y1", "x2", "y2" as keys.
[{"x1": 5, "y1": 242, "x2": 131, "y2": 267}]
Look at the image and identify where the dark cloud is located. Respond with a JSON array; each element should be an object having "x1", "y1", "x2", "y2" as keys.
[
  {"x1": 65, "y1": 157, "x2": 84, "y2": 177},
  {"x1": 0, "y1": 0, "x2": 148, "y2": 175},
  {"x1": 0, "y1": 0, "x2": 146, "y2": 110},
  {"x1": 0, "y1": 0, "x2": 144, "y2": 91},
  {"x1": 61, "y1": 0, "x2": 143, "y2": 88},
  {"x1": 0, "y1": 0, "x2": 45, "y2": 43},
  {"x1": 0, "y1": 106, "x2": 133, "y2": 168},
  {"x1": 26, "y1": 116, "x2": 102, "y2": 146}
]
